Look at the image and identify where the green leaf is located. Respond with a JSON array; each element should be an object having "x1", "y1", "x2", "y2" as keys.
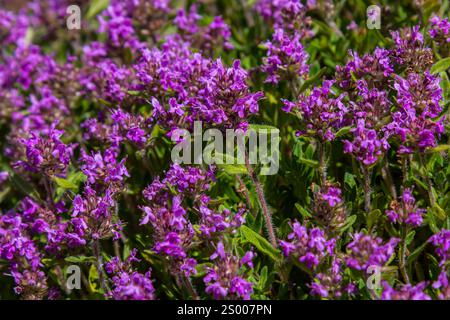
[
  {"x1": 10, "y1": 173, "x2": 41, "y2": 200},
  {"x1": 297, "y1": 157, "x2": 319, "y2": 168},
  {"x1": 259, "y1": 266, "x2": 268, "y2": 290},
  {"x1": 407, "y1": 241, "x2": 428, "y2": 266},
  {"x1": 192, "y1": 263, "x2": 213, "y2": 278},
  {"x1": 240, "y1": 225, "x2": 281, "y2": 261},
  {"x1": 218, "y1": 164, "x2": 248, "y2": 175},
  {"x1": 52, "y1": 176, "x2": 78, "y2": 190},
  {"x1": 89, "y1": 264, "x2": 100, "y2": 293},
  {"x1": 339, "y1": 215, "x2": 357, "y2": 232},
  {"x1": 248, "y1": 124, "x2": 279, "y2": 132},
  {"x1": 295, "y1": 203, "x2": 312, "y2": 218},
  {"x1": 335, "y1": 126, "x2": 352, "y2": 138},
  {"x1": 431, "y1": 57, "x2": 450, "y2": 74},
  {"x1": 405, "y1": 230, "x2": 416, "y2": 246},
  {"x1": 367, "y1": 209, "x2": 381, "y2": 230},
  {"x1": 431, "y1": 202, "x2": 446, "y2": 221},
  {"x1": 299, "y1": 67, "x2": 327, "y2": 93},
  {"x1": 427, "y1": 144, "x2": 450, "y2": 153},
  {"x1": 344, "y1": 172, "x2": 356, "y2": 188},
  {"x1": 0, "y1": 187, "x2": 11, "y2": 204},
  {"x1": 64, "y1": 256, "x2": 96, "y2": 263},
  {"x1": 87, "y1": 0, "x2": 109, "y2": 19}
]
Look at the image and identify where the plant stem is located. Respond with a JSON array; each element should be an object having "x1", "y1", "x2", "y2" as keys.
[
  {"x1": 381, "y1": 159, "x2": 397, "y2": 200},
  {"x1": 362, "y1": 165, "x2": 372, "y2": 213},
  {"x1": 244, "y1": 153, "x2": 277, "y2": 248},
  {"x1": 418, "y1": 153, "x2": 436, "y2": 207},
  {"x1": 43, "y1": 177, "x2": 55, "y2": 208},
  {"x1": 317, "y1": 141, "x2": 327, "y2": 186},
  {"x1": 183, "y1": 275, "x2": 199, "y2": 300},
  {"x1": 92, "y1": 239, "x2": 110, "y2": 295},
  {"x1": 401, "y1": 155, "x2": 408, "y2": 186},
  {"x1": 236, "y1": 175, "x2": 253, "y2": 214},
  {"x1": 399, "y1": 224, "x2": 410, "y2": 284}
]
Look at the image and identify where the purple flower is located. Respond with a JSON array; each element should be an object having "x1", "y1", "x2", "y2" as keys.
[
  {"x1": 0, "y1": 9, "x2": 29, "y2": 46},
  {"x1": 14, "y1": 126, "x2": 75, "y2": 176},
  {"x1": 390, "y1": 25, "x2": 434, "y2": 73},
  {"x1": 98, "y1": 1, "x2": 143, "y2": 51},
  {"x1": 345, "y1": 233, "x2": 399, "y2": 271},
  {"x1": 204, "y1": 242, "x2": 254, "y2": 300},
  {"x1": 283, "y1": 80, "x2": 347, "y2": 141},
  {"x1": 429, "y1": 229, "x2": 450, "y2": 266},
  {"x1": 0, "y1": 171, "x2": 9, "y2": 185},
  {"x1": 381, "y1": 281, "x2": 431, "y2": 300},
  {"x1": 0, "y1": 214, "x2": 47, "y2": 298},
  {"x1": 80, "y1": 148, "x2": 129, "y2": 188},
  {"x1": 174, "y1": 4, "x2": 232, "y2": 53},
  {"x1": 262, "y1": 28, "x2": 309, "y2": 84},
  {"x1": 433, "y1": 271, "x2": 450, "y2": 300},
  {"x1": 386, "y1": 188, "x2": 425, "y2": 227},
  {"x1": 429, "y1": 15, "x2": 450, "y2": 48},
  {"x1": 106, "y1": 249, "x2": 155, "y2": 300},
  {"x1": 312, "y1": 183, "x2": 346, "y2": 231},
  {"x1": 343, "y1": 119, "x2": 389, "y2": 166},
  {"x1": 310, "y1": 258, "x2": 357, "y2": 299},
  {"x1": 336, "y1": 48, "x2": 393, "y2": 90},
  {"x1": 255, "y1": 0, "x2": 313, "y2": 38},
  {"x1": 280, "y1": 221, "x2": 335, "y2": 269},
  {"x1": 321, "y1": 185, "x2": 342, "y2": 207}
]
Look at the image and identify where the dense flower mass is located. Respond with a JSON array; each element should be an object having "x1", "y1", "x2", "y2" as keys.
[{"x1": 0, "y1": 0, "x2": 449, "y2": 301}]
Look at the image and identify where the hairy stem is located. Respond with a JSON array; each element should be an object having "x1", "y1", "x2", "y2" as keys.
[
  {"x1": 381, "y1": 159, "x2": 397, "y2": 200},
  {"x1": 399, "y1": 224, "x2": 410, "y2": 284},
  {"x1": 43, "y1": 177, "x2": 55, "y2": 207},
  {"x1": 362, "y1": 165, "x2": 372, "y2": 213},
  {"x1": 401, "y1": 156, "x2": 408, "y2": 186},
  {"x1": 183, "y1": 275, "x2": 199, "y2": 300},
  {"x1": 236, "y1": 175, "x2": 253, "y2": 214},
  {"x1": 419, "y1": 153, "x2": 436, "y2": 207},
  {"x1": 318, "y1": 141, "x2": 327, "y2": 186},
  {"x1": 244, "y1": 153, "x2": 277, "y2": 247},
  {"x1": 92, "y1": 240, "x2": 110, "y2": 295}
]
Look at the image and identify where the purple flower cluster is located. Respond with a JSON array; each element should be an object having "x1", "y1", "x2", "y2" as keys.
[
  {"x1": 141, "y1": 164, "x2": 245, "y2": 277},
  {"x1": 312, "y1": 183, "x2": 346, "y2": 231},
  {"x1": 204, "y1": 242, "x2": 254, "y2": 300},
  {"x1": 14, "y1": 126, "x2": 75, "y2": 177},
  {"x1": 429, "y1": 15, "x2": 450, "y2": 49},
  {"x1": 0, "y1": 214, "x2": 47, "y2": 298},
  {"x1": 282, "y1": 80, "x2": 347, "y2": 141},
  {"x1": 70, "y1": 148, "x2": 128, "y2": 242},
  {"x1": 98, "y1": 0, "x2": 145, "y2": 51},
  {"x1": 429, "y1": 229, "x2": 450, "y2": 266},
  {"x1": 310, "y1": 258, "x2": 356, "y2": 299},
  {"x1": 433, "y1": 271, "x2": 450, "y2": 300},
  {"x1": 280, "y1": 221, "x2": 335, "y2": 269},
  {"x1": 147, "y1": 54, "x2": 263, "y2": 130},
  {"x1": 345, "y1": 233, "x2": 399, "y2": 271},
  {"x1": 343, "y1": 119, "x2": 389, "y2": 166},
  {"x1": 262, "y1": 28, "x2": 309, "y2": 84},
  {"x1": 105, "y1": 249, "x2": 155, "y2": 300},
  {"x1": 0, "y1": 9, "x2": 28, "y2": 46},
  {"x1": 386, "y1": 188, "x2": 425, "y2": 227},
  {"x1": 174, "y1": 4, "x2": 233, "y2": 53},
  {"x1": 387, "y1": 72, "x2": 444, "y2": 154},
  {"x1": 381, "y1": 281, "x2": 431, "y2": 300},
  {"x1": 255, "y1": 0, "x2": 313, "y2": 38}
]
